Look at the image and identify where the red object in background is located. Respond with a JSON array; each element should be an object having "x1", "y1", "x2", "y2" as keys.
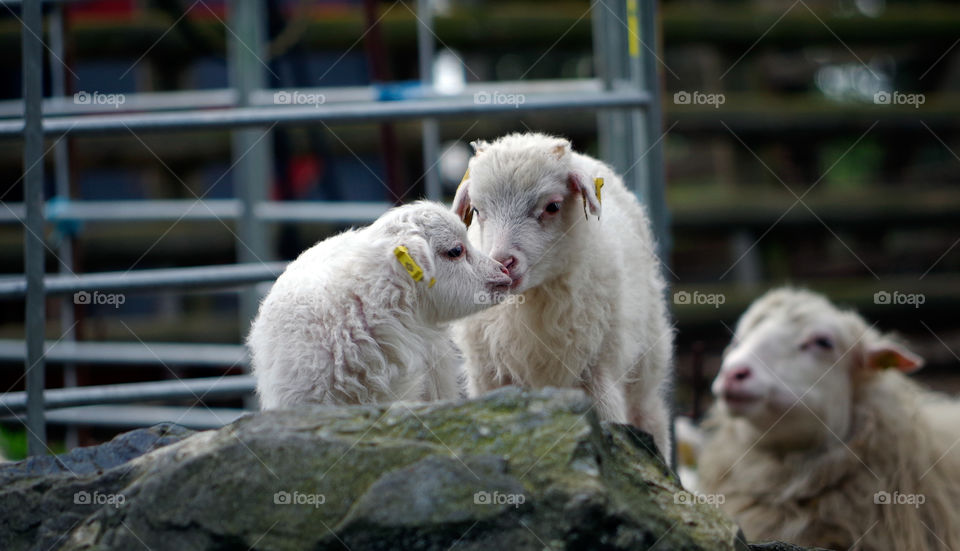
[
  {"x1": 66, "y1": 0, "x2": 135, "y2": 21},
  {"x1": 65, "y1": 0, "x2": 229, "y2": 22},
  {"x1": 277, "y1": 155, "x2": 325, "y2": 200}
]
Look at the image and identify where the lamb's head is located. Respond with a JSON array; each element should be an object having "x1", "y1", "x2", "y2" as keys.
[
  {"x1": 711, "y1": 288, "x2": 923, "y2": 449},
  {"x1": 451, "y1": 133, "x2": 600, "y2": 293},
  {"x1": 374, "y1": 201, "x2": 512, "y2": 324}
]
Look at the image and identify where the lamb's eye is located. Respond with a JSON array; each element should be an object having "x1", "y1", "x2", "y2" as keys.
[
  {"x1": 802, "y1": 336, "x2": 834, "y2": 351},
  {"x1": 472, "y1": 207, "x2": 480, "y2": 218},
  {"x1": 446, "y1": 245, "x2": 464, "y2": 259},
  {"x1": 813, "y1": 336, "x2": 834, "y2": 350},
  {"x1": 545, "y1": 202, "x2": 561, "y2": 214}
]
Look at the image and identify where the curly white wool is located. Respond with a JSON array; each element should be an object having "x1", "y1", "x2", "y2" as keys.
[
  {"x1": 248, "y1": 201, "x2": 511, "y2": 409},
  {"x1": 451, "y1": 132, "x2": 674, "y2": 458}
]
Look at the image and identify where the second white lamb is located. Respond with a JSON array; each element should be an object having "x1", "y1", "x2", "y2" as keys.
[{"x1": 452, "y1": 133, "x2": 674, "y2": 458}]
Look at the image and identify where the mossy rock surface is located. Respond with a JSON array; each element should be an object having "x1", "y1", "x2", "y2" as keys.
[{"x1": 0, "y1": 387, "x2": 829, "y2": 550}]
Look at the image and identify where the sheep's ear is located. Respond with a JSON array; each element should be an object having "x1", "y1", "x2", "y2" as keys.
[
  {"x1": 452, "y1": 169, "x2": 473, "y2": 227},
  {"x1": 568, "y1": 172, "x2": 602, "y2": 218},
  {"x1": 470, "y1": 140, "x2": 490, "y2": 154},
  {"x1": 550, "y1": 138, "x2": 572, "y2": 160},
  {"x1": 863, "y1": 339, "x2": 924, "y2": 373},
  {"x1": 391, "y1": 236, "x2": 436, "y2": 289}
]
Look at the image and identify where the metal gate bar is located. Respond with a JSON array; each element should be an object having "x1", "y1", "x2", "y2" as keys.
[
  {"x1": 0, "y1": 89, "x2": 651, "y2": 137},
  {"x1": 0, "y1": 376, "x2": 255, "y2": 413}
]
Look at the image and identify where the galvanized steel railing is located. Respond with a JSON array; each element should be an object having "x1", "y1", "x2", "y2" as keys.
[{"x1": 5, "y1": 0, "x2": 667, "y2": 456}]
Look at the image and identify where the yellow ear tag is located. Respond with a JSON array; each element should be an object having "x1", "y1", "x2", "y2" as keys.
[
  {"x1": 428, "y1": 278, "x2": 436, "y2": 288},
  {"x1": 457, "y1": 168, "x2": 470, "y2": 191},
  {"x1": 393, "y1": 246, "x2": 424, "y2": 282},
  {"x1": 594, "y1": 177, "x2": 604, "y2": 204}
]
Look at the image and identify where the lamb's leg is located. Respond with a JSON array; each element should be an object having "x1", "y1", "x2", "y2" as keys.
[
  {"x1": 583, "y1": 366, "x2": 629, "y2": 424},
  {"x1": 466, "y1": 361, "x2": 516, "y2": 396},
  {"x1": 428, "y1": 356, "x2": 464, "y2": 401},
  {"x1": 625, "y1": 381, "x2": 672, "y2": 461},
  {"x1": 623, "y1": 313, "x2": 674, "y2": 461}
]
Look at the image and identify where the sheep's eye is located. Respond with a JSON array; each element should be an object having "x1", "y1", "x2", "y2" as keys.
[
  {"x1": 545, "y1": 202, "x2": 561, "y2": 214},
  {"x1": 471, "y1": 207, "x2": 480, "y2": 218},
  {"x1": 801, "y1": 336, "x2": 834, "y2": 351},
  {"x1": 813, "y1": 336, "x2": 834, "y2": 350},
  {"x1": 446, "y1": 245, "x2": 464, "y2": 259}
]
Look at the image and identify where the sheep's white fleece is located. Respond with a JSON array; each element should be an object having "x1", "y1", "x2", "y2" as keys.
[
  {"x1": 248, "y1": 202, "x2": 506, "y2": 408},
  {"x1": 700, "y1": 289, "x2": 960, "y2": 550},
  {"x1": 452, "y1": 133, "x2": 674, "y2": 457}
]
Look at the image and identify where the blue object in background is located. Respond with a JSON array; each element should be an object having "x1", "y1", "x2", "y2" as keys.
[
  {"x1": 78, "y1": 169, "x2": 145, "y2": 200},
  {"x1": 296, "y1": 52, "x2": 369, "y2": 87},
  {"x1": 375, "y1": 81, "x2": 428, "y2": 101},
  {"x1": 71, "y1": 60, "x2": 139, "y2": 95},
  {"x1": 311, "y1": 156, "x2": 388, "y2": 201},
  {"x1": 190, "y1": 57, "x2": 230, "y2": 90},
  {"x1": 198, "y1": 163, "x2": 236, "y2": 199}
]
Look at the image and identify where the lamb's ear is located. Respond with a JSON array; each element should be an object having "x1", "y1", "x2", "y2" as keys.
[
  {"x1": 568, "y1": 172, "x2": 602, "y2": 218},
  {"x1": 550, "y1": 138, "x2": 572, "y2": 160},
  {"x1": 863, "y1": 339, "x2": 924, "y2": 373},
  {"x1": 470, "y1": 140, "x2": 490, "y2": 155},
  {"x1": 452, "y1": 169, "x2": 473, "y2": 227},
  {"x1": 391, "y1": 236, "x2": 436, "y2": 289}
]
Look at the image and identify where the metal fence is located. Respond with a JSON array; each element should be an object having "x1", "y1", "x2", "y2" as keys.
[{"x1": 3, "y1": 0, "x2": 667, "y2": 456}]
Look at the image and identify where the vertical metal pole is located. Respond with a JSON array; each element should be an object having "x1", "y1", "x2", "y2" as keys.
[
  {"x1": 228, "y1": 1, "x2": 272, "y2": 325},
  {"x1": 49, "y1": 0, "x2": 79, "y2": 450},
  {"x1": 638, "y1": 0, "x2": 670, "y2": 258},
  {"x1": 632, "y1": 0, "x2": 675, "y2": 470},
  {"x1": 592, "y1": 0, "x2": 613, "y2": 161},
  {"x1": 229, "y1": 1, "x2": 272, "y2": 410},
  {"x1": 417, "y1": 0, "x2": 441, "y2": 201},
  {"x1": 627, "y1": 0, "x2": 646, "y2": 198},
  {"x1": 22, "y1": 0, "x2": 48, "y2": 456},
  {"x1": 598, "y1": 0, "x2": 629, "y2": 176}
]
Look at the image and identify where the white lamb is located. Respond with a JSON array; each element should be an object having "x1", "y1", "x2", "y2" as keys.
[
  {"x1": 248, "y1": 201, "x2": 512, "y2": 409},
  {"x1": 451, "y1": 133, "x2": 674, "y2": 457},
  {"x1": 699, "y1": 287, "x2": 960, "y2": 550}
]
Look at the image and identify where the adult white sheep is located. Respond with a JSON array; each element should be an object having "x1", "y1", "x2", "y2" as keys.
[
  {"x1": 699, "y1": 287, "x2": 960, "y2": 550},
  {"x1": 451, "y1": 133, "x2": 674, "y2": 457},
  {"x1": 248, "y1": 201, "x2": 512, "y2": 409}
]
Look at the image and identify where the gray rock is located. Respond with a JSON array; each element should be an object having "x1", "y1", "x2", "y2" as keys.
[
  {"x1": 0, "y1": 388, "x2": 829, "y2": 551},
  {"x1": 750, "y1": 544, "x2": 833, "y2": 551},
  {"x1": 0, "y1": 424, "x2": 194, "y2": 484}
]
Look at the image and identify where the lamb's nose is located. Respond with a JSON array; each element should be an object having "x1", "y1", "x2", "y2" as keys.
[
  {"x1": 726, "y1": 366, "x2": 753, "y2": 383},
  {"x1": 497, "y1": 264, "x2": 510, "y2": 275},
  {"x1": 497, "y1": 255, "x2": 517, "y2": 272}
]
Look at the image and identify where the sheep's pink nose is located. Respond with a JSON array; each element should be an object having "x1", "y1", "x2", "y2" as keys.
[
  {"x1": 497, "y1": 255, "x2": 518, "y2": 272},
  {"x1": 724, "y1": 366, "x2": 753, "y2": 385},
  {"x1": 497, "y1": 264, "x2": 509, "y2": 275}
]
